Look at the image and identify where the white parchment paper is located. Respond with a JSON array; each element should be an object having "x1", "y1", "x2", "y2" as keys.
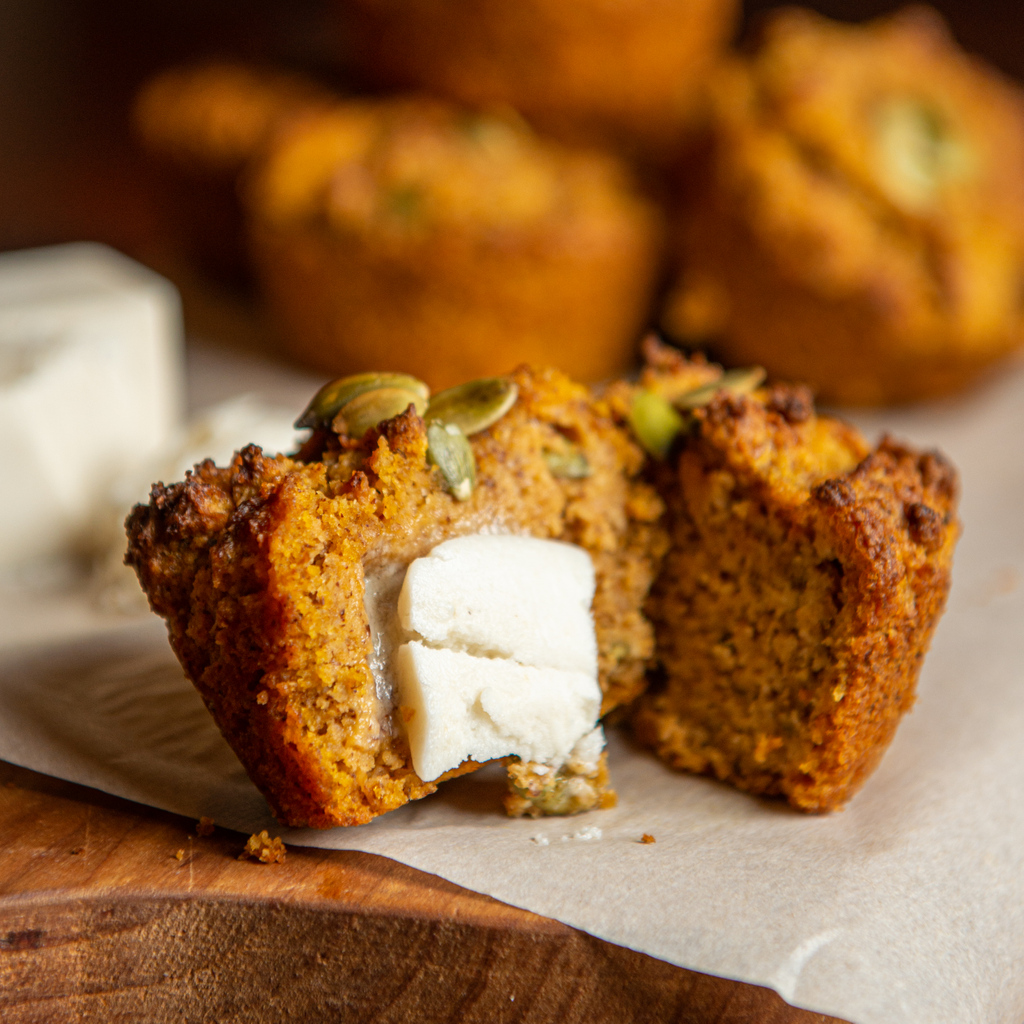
[{"x1": 1, "y1": 351, "x2": 1022, "y2": 1024}]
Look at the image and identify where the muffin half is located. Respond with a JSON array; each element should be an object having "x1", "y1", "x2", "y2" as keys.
[
  {"x1": 620, "y1": 342, "x2": 960, "y2": 810},
  {"x1": 126, "y1": 366, "x2": 666, "y2": 826}
]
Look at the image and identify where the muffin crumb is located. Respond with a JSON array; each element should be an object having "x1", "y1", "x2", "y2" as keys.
[{"x1": 240, "y1": 830, "x2": 287, "y2": 864}]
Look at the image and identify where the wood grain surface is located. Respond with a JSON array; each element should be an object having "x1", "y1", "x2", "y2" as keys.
[{"x1": 0, "y1": 760, "x2": 850, "y2": 1024}]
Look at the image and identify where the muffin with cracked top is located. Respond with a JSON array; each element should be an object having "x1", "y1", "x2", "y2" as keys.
[
  {"x1": 245, "y1": 96, "x2": 662, "y2": 389},
  {"x1": 664, "y1": 6, "x2": 1024, "y2": 405}
]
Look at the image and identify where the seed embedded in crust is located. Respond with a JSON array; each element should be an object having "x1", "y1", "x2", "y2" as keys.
[
  {"x1": 295, "y1": 372, "x2": 430, "y2": 429},
  {"x1": 543, "y1": 446, "x2": 592, "y2": 479},
  {"x1": 673, "y1": 366, "x2": 767, "y2": 410},
  {"x1": 331, "y1": 386, "x2": 427, "y2": 438},
  {"x1": 427, "y1": 421, "x2": 476, "y2": 500},
  {"x1": 873, "y1": 95, "x2": 974, "y2": 211},
  {"x1": 425, "y1": 377, "x2": 518, "y2": 436},
  {"x1": 629, "y1": 388, "x2": 686, "y2": 459}
]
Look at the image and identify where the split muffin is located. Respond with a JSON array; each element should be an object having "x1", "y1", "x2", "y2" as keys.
[
  {"x1": 126, "y1": 366, "x2": 666, "y2": 827},
  {"x1": 339, "y1": 0, "x2": 739, "y2": 156},
  {"x1": 617, "y1": 342, "x2": 960, "y2": 811},
  {"x1": 664, "y1": 6, "x2": 1024, "y2": 405},
  {"x1": 244, "y1": 97, "x2": 662, "y2": 389}
]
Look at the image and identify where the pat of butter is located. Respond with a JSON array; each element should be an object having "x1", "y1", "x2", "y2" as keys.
[
  {"x1": 393, "y1": 535, "x2": 601, "y2": 782},
  {"x1": 0, "y1": 244, "x2": 183, "y2": 566},
  {"x1": 398, "y1": 533, "x2": 598, "y2": 675}
]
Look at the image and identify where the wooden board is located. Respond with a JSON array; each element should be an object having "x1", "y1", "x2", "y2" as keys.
[{"x1": 0, "y1": 760, "x2": 850, "y2": 1024}]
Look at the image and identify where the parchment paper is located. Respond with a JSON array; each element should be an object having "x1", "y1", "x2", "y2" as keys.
[{"x1": 1, "y1": 345, "x2": 1022, "y2": 1024}]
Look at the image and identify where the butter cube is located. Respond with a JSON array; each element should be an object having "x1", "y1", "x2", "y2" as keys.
[
  {"x1": 398, "y1": 534, "x2": 598, "y2": 675},
  {"x1": 393, "y1": 534, "x2": 601, "y2": 782},
  {"x1": 0, "y1": 244, "x2": 183, "y2": 566}
]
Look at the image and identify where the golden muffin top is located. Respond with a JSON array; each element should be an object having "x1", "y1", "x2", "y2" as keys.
[
  {"x1": 699, "y1": 6, "x2": 1024, "y2": 346},
  {"x1": 246, "y1": 97, "x2": 651, "y2": 237},
  {"x1": 738, "y1": 6, "x2": 1024, "y2": 220}
]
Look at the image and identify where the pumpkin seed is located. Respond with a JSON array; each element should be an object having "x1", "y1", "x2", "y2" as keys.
[
  {"x1": 543, "y1": 447, "x2": 592, "y2": 480},
  {"x1": 425, "y1": 377, "x2": 518, "y2": 436},
  {"x1": 629, "y1": 389, "x2": 686, "y2": 460},
  {"x1": 332, "y1": 386, "x2": 427, "y2": 438},
  {"x1": 295, "y1": 372, "x2": 430, "y2": 429},
  {"x1": 427, "y1": 422, "x2": 476, "y2": 501},
  {"x1": 673, "y1": 366, "x2": 766, "y2": 410},
  {"x1": 874, "y1": 96, "x2": 973, "y2": 211}
]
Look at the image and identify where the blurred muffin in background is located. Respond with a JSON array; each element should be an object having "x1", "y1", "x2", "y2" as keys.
[
  {"x1": 244, "y1": 98, "x2": 663, "y2": 388},
  {"x1": 338, "y1": 0, "x2": 739, "y2": 158},
  {"x1": 134, "y1": 63, "x2": 333, "y2": 281},
  {"x1": 664, "y1": 6, "x2": 1024, "y2": 406}
]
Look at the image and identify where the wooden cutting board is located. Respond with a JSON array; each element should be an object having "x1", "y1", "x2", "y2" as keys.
[{"x1": 0, "y1": 760, "x2": 849, "y2": 1024}]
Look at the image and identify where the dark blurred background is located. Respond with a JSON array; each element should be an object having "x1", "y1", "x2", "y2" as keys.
[{"x1": 2, "y1": 0, "x2": 1021, "y2": 263}]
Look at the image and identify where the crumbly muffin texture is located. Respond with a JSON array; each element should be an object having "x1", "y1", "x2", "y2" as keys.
[
  {"x1": 630, "y1": 346, "x2": 960, "y2": 811},
  {"x1": 666, "y1": 6, "x2": 1024, "y2": 405},
  {"x1": 126, "y1": 366, "x2": 665, "y2": 827}
]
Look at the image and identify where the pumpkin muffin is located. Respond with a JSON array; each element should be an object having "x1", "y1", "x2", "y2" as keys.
[
  {"x1": 339, "y1": 0, "x2": 739, "y2": 156},
  {"x1": 125, "y1": 365, "x2": 666, "y2": 827},
  {"x1": 664, "y1": 6, "x2": 1024, "y2": 405},
  {"x1": 620, "y1": 342, "x2": 960, "y2": 811},
  {"x1": 134, "y1": 63, "x2": 333, "y2": 176},
  {"x1": 244, "y1": 96, "x2": 662, "y2": 389},
  {"x1": 133, "y1": 63, "x2": 333, "y2": 279}
]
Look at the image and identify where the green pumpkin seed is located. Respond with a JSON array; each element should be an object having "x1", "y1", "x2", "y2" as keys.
[
  {"x1": 332, "y1": 387, "x2": 427, "y2": 438},
  {"x1": 427, "y1": 422, "x2": 476, "y2": 501},
  {"x1": 874, "y1": 96, "x2": 973, "y2": 211},
  {"x1": 543, "y1": 447, "x2": 592, "y2": 480},
  {"x1": 425, "y1": 377, "x2": 518, "y2": 436},
  {"x1": 673, "y1": 366, "x2": 767, "y2": 410},
  {"x1": 295, "y1": 372, "x2": 430, "y2": 429},
  {"x1": 629, "y1": 389, "x2": 686, "y2": 460}
]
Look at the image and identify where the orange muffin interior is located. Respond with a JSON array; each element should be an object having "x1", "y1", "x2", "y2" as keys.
[
  {"x1": 629, "y1": 347, "x2": 960, "y2": 810},
  {"x1": 126, "y1": 366, "x2": 665, "y2": 827}
]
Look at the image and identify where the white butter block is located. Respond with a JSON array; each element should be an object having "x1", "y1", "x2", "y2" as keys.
[
  {"x1": 392, "y1": 534, "x2": 601, "y2": 782},
  {"x1": 0, "y1": 243, "x2": 184, "y2": 566},
  {"x1": 398, "y1": 534, "x2": 597, "y2": 676},
  {"x1": 395, "y1": 642, "x2": 601, "y2": 783}
]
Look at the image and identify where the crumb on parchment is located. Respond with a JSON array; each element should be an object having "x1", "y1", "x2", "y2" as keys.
[
  {"x1": 239, "y1": 830, "x2": 287, "y2": 864},
  {"x1": 196, "y1": 816, "x2": 215, "y2": 837},
  {"x1": 562, "y1": 826, "x2": 602, "y2": 842},
  {"x1": 174, "y1": 848, "x2": 186, "y2": 861},
  {"x1": 640, "y1": 833, "x2": 656, "y2": 844}
]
